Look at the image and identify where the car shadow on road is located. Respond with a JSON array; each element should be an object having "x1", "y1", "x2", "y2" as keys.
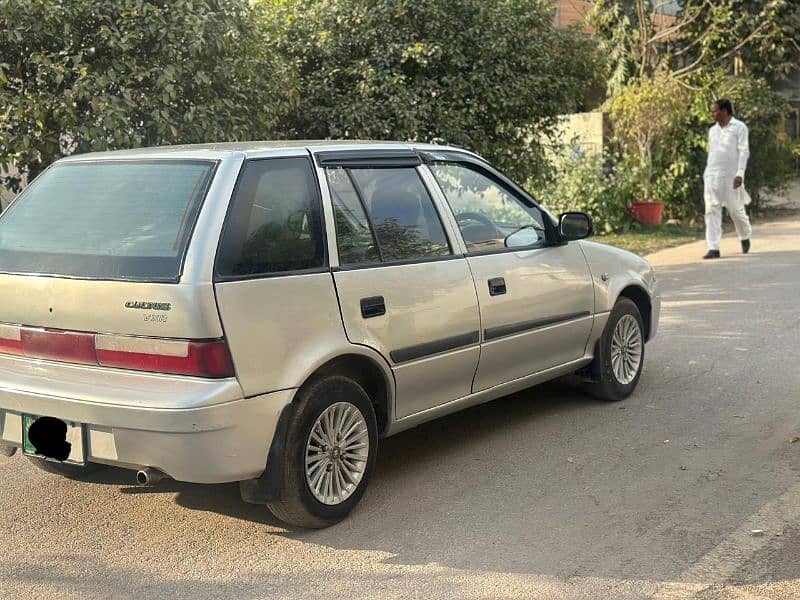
[
  {"x1": 91, "y1": 470, "x2": 286, "y2": 527},
  {"x1": 100, "y1": 379, "x2": 600, "y2": 531}
]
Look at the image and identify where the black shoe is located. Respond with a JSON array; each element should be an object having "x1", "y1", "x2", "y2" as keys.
[
  {"x1": 741, "y1": 239, "x2": 750, "y2": 254},
  {"x1": 703, "y1": 250, "x2": 721, "y2": 259}
]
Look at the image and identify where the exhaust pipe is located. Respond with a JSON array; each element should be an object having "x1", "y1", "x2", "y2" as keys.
[{"x1": 136, "y1": 467, "x2": 165, "y2": 486}]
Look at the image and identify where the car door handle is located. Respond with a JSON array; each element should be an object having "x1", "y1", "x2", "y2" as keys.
[
  {"x1": 360, "y1": 296, "x2": 386, "y2": 319},
  {"x1": 488, "y1": 277, "x2": 506, "y2": 296}
]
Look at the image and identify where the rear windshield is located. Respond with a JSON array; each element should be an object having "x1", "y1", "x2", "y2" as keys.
[{"x1": 0, "y1": 159, "x2": 216, "y2": 281}]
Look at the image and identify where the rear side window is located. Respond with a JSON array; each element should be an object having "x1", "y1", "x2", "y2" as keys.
[
  {"x1": 326, "y1": 167, "x2": 451, "y2": 265},
  {"x1": 350, "y1": 168, "x2": 451, "y2": 262},
  {"x1": 0, "y1": 160, "x2": 216, "y2": 281},
  {"x1": 216, "y1": 157, "x2": 325, "y2": 277}
]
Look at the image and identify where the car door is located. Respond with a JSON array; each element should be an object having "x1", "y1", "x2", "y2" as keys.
[
  {"x1": 425, "y1": 156, "x2": 595, "y2": 393},
  {"x1": 317, "y1": 150, "x2": 481, "y2": 419}
]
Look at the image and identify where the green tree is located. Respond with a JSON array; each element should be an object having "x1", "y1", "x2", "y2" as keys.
[
  {"x1": 258, "y1": 0, "x2": 601, "y2": 183},
  {"x1": 590, "y1": 0, "x2": 800, "y2": 93},
  {"x1": 0, "y1": 0, "x2": 287, "y2": 191},
  {"x1": 608, "y1": 73, "x2": 687, "y2": 200},
  {"x1": 675, "y1": 1, "x2": 800, "y2": 82}
]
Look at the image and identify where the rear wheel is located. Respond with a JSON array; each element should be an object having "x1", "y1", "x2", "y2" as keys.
[
  {"x1": 26, "y1": 456, "x2": 106, "y2": 480},
  {"x1": 267, "y1": 375, "x2": 378, "y2": 528},
  {"x1": 587, "y1": 297, "x2": 645, "y2": 401}
]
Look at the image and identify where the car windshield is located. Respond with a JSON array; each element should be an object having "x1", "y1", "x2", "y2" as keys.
[{"x1": 0, "y1": 159, "x2": 216, "y2": 281}]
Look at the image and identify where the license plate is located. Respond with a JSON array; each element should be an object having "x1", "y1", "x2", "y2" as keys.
[{"x1": 22, "y1": 414, "x2": 86, "y2": 465}]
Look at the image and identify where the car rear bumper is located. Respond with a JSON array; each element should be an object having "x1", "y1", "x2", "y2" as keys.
[{"x1": 0, "y1": 355, "x2": 295, "y2": 483}]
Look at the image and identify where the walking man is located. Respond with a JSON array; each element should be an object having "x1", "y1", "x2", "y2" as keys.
[{"x1": 703, "y1": 98, "x2": 752, "y2": 259}]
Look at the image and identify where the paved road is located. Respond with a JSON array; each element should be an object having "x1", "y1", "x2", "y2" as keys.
[{"x1": 2, "y1": 220, "x2": 799, "y2": 600}]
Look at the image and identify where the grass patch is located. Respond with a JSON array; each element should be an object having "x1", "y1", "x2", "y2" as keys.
[
  {"x1": 591, "y1": 205, "x2": 799, "y2": 256},
  {"x1": 594, "y1": 223, "x2": 704, "y2": 256}
]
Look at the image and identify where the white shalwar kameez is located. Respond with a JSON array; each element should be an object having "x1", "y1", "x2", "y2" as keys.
[{"x1": 704, "y1": 116, "x2": 752, "y2": 250}]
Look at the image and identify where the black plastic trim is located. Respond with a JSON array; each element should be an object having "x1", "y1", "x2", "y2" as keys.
[
  {"x1": 484, "y1": 311, "x2": 592, "y2": 342},
  {"x1": 239, "y1": 402, "x2": 294, "y2": 505},
  {"x1": 488, "y1": 277, "x2": 507, "y2": 296},
  {"x1": 390, "y1": 330, "x2": 479, "y2": 364},
  {"x1": 215, "y1": 267, "x2": 330, "y2": 283},
  {"x1": 558, "y1": 211, "x2": 595, "y2": 241},
  {"x1": 360, "y1": 296, "x2": 386, "y2": 319},
  {"x1": 316, "y1": 149, "x2": 422, "y2": 168},
  {"x1": 418, "y1": 149, "x2": 492, "y2": 167},
  {"x1": 466, "y1": 244, "x2": 551, "y2": 259},
  {"x1": 331, "y1": 253, "x2": 463, "y2": 272}
]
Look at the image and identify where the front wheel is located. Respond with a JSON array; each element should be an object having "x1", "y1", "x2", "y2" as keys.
[
  {"x1": 267, "y1": 375, "x2": 378, "y2": 528},
  {"x1": 588, "y1": 297, "x2": 645, "y2": 401}
]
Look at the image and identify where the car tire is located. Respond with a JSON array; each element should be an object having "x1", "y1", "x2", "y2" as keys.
[
  {"x1": 26, "y1": 456, "x2": 106, "y2": 480},
  {"x1": 588, "y1": 297, "x2": 645, "y2": 402},
  {"x1": 266, "y1": 375, "x2": 378, "y2": 529}
]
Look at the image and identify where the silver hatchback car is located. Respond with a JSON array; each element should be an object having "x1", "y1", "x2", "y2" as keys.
[{"x1": 0, "y1": 141, "x2": 659, "y2": 527}]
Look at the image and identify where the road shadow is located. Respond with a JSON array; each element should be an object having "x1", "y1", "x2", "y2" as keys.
[{"x1": 167, "y1": 379, "x2": 600, "y2": 524}]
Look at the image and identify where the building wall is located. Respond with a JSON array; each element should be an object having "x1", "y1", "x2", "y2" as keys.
[
  {"x1": 554, "y1": 111, "x2": 607, "y2": 157},
  {"x1": 553, "y1": 0, "x2": 593, "y2": 30},
  {"x1": 776, "y1": 69, "x2": 800, "y2": 140},
  {"x1": 553, "y1": 0, "x2": 676, "y2": 33}
]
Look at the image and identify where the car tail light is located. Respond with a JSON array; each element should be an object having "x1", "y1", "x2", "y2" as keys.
[
  {"x1": 22, "y1": 328, "x2": 97, "y2": 365},
  {"x1": 95, "y1": 336, "x2": 235, "y2": 378},
  {"x1": 0, "y1": 323, "x2": 235, "y2": 378},
  {"x1": 0, "y1": 324, "x2": 23, "y2": 356}
]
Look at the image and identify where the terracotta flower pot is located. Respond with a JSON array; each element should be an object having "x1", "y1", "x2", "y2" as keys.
[{"x1": 628, "y1": 201, "x2": 664, "y2": 225}]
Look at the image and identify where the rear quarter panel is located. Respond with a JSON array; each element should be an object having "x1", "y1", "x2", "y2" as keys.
[{"x1": 214, "y1": 272, "x2": 356, "y2": 398}]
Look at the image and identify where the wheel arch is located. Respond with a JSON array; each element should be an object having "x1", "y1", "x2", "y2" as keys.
[
  {"x1": 617, "y1": 284, "x2": 652, "y2": 341},
  {"x1": 307, "y1": 352, "x2": 393, "y2": 436},
  {"x1": 239, "y1": 347, "x2": 395, "y2": 506}
]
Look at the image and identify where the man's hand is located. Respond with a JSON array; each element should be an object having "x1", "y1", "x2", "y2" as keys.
[{"x1": 733, "y1": 176, "x2": 743, "y2": 189}]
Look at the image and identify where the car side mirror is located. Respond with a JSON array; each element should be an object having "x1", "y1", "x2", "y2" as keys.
[
  {"x1": 504, "y1": 226, "x2": 540, "y2": 248},
  {"x1": 559, "y1": 212, "x2": 593, "y2": 241}
]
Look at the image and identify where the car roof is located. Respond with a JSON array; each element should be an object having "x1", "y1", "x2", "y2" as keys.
[{"x1": 57, "y1": 140, "x2": 483, "y2": 162}]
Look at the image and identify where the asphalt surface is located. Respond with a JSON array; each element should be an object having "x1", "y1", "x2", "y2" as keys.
[{"x1": 1, "y1": 219, "x2": 799, "y2": 599}]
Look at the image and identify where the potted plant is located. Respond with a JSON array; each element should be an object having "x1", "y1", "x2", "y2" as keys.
[{"x1": 609, "y1": 74, "x2": 685, "y2": 225}]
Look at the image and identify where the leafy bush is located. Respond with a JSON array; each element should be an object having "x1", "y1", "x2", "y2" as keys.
[
  {"x1": 607, "y1": 74, "x2": 688, "y2": 201},
  {"x1": 531, "y1": 152, "x2": 639, "y2": 234},
  {"x1": 258, "y1": 0, "x2": 602, "y2": 184},
  {"x1": 0, "y1": 0, "x2": 286, "y2": 189},
  {"x1": 605, "y1": 73, "x2": 794, "y2": 220}
]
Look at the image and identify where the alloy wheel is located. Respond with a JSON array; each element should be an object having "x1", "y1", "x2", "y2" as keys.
[
  {"x1": 304, "y1": 402, "x2": 370, "y2": 505},
  {"x1": 610, "y1": 314, "x2": 643, "y2": 385}
]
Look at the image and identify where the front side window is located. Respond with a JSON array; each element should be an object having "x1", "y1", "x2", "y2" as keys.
[
  {"x1": 429, "y1": 163, "x2": 546, "y2": 253},
  {"x1": 216, "y1": 157, "x2": 325, "y2": 277},
  {"x1": 0, "y1": 160, "x2": 216, "y2": 281},
  {"x1": 348, "y1": 168, "x2": 451, "y2": 262}
]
